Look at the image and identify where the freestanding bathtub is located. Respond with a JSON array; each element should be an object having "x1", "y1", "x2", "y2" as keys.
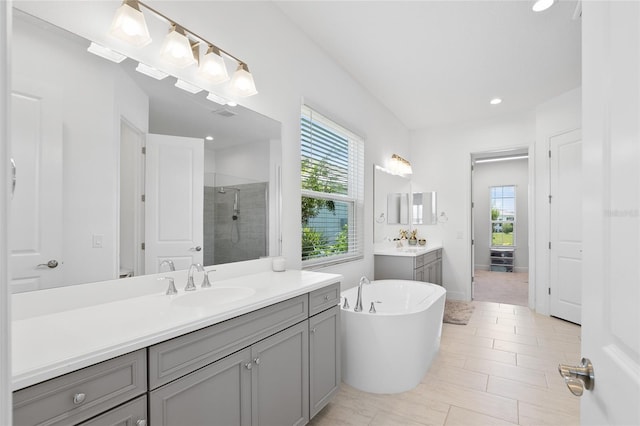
[{"x1": 341, "y1": 279, "x2": 446, "y2": 394}]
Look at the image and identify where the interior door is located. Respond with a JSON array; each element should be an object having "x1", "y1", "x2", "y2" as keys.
[
  {"x1": 145, "y1": 134, "x2": 203, "y2": 274},
  {"x1": 10, "y1": 77, "x2": 63, "y2": 292},
  {"x1": 549, "y1": 129, "x2": 582, "y2": 324},
  {"x1": 575, "y1": 2, "x2": 640, "y2": 423}
]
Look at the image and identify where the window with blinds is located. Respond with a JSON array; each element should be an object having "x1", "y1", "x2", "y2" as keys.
[{"x1": 301, "y1": 105, "x2": 364, "y2": 266}]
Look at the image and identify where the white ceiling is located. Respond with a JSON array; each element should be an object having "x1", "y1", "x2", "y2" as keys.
[{"x1": 275, "y1": 1, "x2": 581, "y2": 130}]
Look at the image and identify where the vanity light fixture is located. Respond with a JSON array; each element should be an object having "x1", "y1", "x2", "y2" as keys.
[
  {"x1": 135, "y1": 62, "x2": 169, "y2": 80},
  {"x1": 389, "y1": 153, "x2": 413, "y2": 176},
  {"x1": 198, "y1": 45, "x2": 230, "y2": 84},
  {"x1": 160, "y1": 25, "x2": 198, "y2": 68},
  {"x1": 108, "y1": 0, "x2": 152, "y2": 47},
  {"x1": 87, "y1": 42, "x2": 127, "y2": 63},
  {"x1": 108, "y1": 0, "x2": 258, "y2": 96},
  {"x1": 175, "y1": 79, "x2": 203, "y2": 94},
  {"x1": 532, "y1": 0, "x2": 555, "y2": 12},
  {"x1": 229, "y1": 63, "x2": 258, "y2": 97}
]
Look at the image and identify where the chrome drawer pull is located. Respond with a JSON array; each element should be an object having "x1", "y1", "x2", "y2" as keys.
[
  {"x1": 73, "y1": 393, "x2": 86, "y2": 404},
  {"x1": 324, "y1": 295, "x2": 330, "y2": 301}
]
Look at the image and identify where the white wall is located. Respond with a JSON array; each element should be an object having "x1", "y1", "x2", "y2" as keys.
[
  {"x1": 473, "y1": 158, "x2": 529, "y2": 272},
  {"x1": 411, "y1": 111, "x2": 536, "y2": 301},
  {"x1": 411, "y1": 87, "x2": 580, "y2": 308}
]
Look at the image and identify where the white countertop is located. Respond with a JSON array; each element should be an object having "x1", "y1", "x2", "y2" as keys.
[
  {"x1": 12, "y1": 268, "x2": 342, "y2": 391},
  {"x1": 373, "y1": 241, "x2": 443, "y2": 257}
]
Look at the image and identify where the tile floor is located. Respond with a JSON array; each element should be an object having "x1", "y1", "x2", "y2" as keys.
[{"x1": 310, "y1": 301, "x2": 581, "y2": 426}]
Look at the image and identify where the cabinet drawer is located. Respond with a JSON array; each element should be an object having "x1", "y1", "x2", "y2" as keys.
[
  {"x1": 79, "y1": 395, "x2": 147, "y2": 426},
  {"x1": 13, "y1": 350, "x2": 146, "y2": 426},
  {"x1": 309, "y1": 283, "x2": 340, "y2": 316},
  {"x1": 422, "y1": 250, "x2": 440, "y2": 265},
  {"x1": 148, "y1": 295, "x2": 308, "y2": 389}
]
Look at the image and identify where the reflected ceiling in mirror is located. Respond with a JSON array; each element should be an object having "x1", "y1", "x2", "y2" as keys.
[{"x1": 10, "y1": 8, "x2": 281, "y2": 293}]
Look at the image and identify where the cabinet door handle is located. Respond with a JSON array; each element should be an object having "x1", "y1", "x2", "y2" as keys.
[
  {"x1": 245, "y1": 362, "x2": 252, "y2": 370},
  {"x1": 73, "y1": 393, "x2": 86, "y2": 404},
  {"x1": 253, "y1": 357, "x2": 260, "y2": 365},
  {"x1": 311, "y1": 328, "x2": 317, "y2": 334}
]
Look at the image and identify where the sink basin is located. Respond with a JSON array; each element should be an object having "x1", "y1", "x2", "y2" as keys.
[{"x1": 171, "y1": 287, "x2": 256, "y2": 308}]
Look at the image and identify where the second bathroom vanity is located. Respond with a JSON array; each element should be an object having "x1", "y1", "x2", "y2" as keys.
[{"x1": 374, "y1": 243, "x2": 443, "y2": 285}]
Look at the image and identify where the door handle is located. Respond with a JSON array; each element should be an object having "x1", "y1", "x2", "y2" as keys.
[
  {"x1": 191, "y1": 246, "x2": 202, "y2": 252},
  {"x1": 10, "y1": 158, "x2": 16, "y2": 199},
  {"x1": 558, "y1": 358, "x2": 594, "y2": 396},
  {"x1": 37, "y1": 260, "x2": 59, "y2": 269}
]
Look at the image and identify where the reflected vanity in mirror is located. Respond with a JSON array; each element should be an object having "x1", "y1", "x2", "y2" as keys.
[
  {"x1": 412, "y1": 192, "x2": 437, "y2": 225},
  {"x1": 9, "y1": 7, "x2": 281, "y2": 293}
]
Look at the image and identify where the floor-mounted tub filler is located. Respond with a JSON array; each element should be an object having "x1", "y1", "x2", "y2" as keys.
[{"x1": 341, "y1": 279, "x2": 446, "y2": 394}]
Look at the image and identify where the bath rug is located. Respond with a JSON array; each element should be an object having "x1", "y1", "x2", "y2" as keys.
[{"x1": 443, "y1": 300, "x2": 475, "y2": 325}]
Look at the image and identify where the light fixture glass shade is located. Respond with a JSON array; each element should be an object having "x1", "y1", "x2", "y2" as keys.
[
  {"x1": 532, "y1": 0, "x2": 555, "y2": 12},
  {"x1": 87, "y1": 42, "x2": 126, "y2": 63},
  {"x1": 160, "y1": 26, "x2": 197, "y2": 68},
  {"x1": 198, "y1": 46, "x2": 229, "y2": 84},
  {"x1": 230, "y1": 63, "x2": 258, "y2": 97},
  {"x1": 389, "y1": 154, "x2": 413, "y2": 176},
  {"x1": 108, "y1": 1, "x2": 152, "y2": 47}
]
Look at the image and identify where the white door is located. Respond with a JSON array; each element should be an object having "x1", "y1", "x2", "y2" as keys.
[
  {"x1": 10, "y1": 78, "x2": 63, "y2": 292},
  {"x1": 573, "y1": 2, "x2": 640, "y2": 423},
  {"x1": 549, "y1": 129, "x2": 582, "y2": 324},
  {"x1": 145, "y1": 134, "x2": 203, "y2": 273}
]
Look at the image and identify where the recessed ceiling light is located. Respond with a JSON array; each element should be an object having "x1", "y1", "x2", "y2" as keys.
[
  {"x1": 490, "y1": 98, "x2": 503, "y2": 105},
  {"x1": 532, "y1": 0, "x2": 555, "y2": 12},
  {"x1": 205, "y1": 136, "x2": 214, "y2": 141}
]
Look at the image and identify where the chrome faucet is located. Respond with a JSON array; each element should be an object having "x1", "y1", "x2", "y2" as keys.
[
  {"x1": 354, "y1": 276, "x2": 370, "y2": 312},
  {"x1": 159, "y1": 259, "x2": 175, "y2": 272},
  {"x1": 185, "y1": 263, "x2": 207, "y2": 291}
]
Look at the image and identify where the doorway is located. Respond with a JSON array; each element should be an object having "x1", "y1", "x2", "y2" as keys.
[{"x1": 471, "y1": 149, "x2": 530, "y2": 306}]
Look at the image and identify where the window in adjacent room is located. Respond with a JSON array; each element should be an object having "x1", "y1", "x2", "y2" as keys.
[
  {"x1": 490, "y1": 185, "x2": 516, "y2": 247},
  {"x1": 300, "y1": 105, "x2": 364, "y2": 266}
]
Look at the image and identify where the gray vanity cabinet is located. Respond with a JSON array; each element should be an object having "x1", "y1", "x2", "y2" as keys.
[
  {"x1": 251, "y1": 320, "x2": 309, "y2": 426},
  {"x1": 149, "y1": 348, "x2": 252, "y2": 426},
  {"x1": 149, "y1": 321, "x2": 309, "y2": 426},
  {"x1": 79, "y1": 396, "x2": 147, "y2": 426},
  {"x1": 374, "y1": 249, "x2": 443, "y2": 285},
  {"x1": 309, "y1": 305, "x2": 340, "y2": 418}
]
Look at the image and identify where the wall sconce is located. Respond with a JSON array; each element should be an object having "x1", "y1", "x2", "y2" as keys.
[
  {"x1": 105, "y1": 0, "x2": 258, "y2": 97},
  {"x1": 389, "y1": 154, "x2": 413, "y2": 176}
]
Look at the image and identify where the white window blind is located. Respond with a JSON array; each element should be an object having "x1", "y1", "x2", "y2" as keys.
[{"x1": 301, "y1": 105, "x2": 364, "y2": 266}]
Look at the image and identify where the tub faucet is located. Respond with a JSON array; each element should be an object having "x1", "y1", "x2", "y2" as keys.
[{"x1": 354, "y1": 276, "x2": 370, "y2": 312}]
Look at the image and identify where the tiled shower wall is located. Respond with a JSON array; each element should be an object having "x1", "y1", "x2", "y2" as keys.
[{"x1": 204, "y1": 182, "x2": 268, "y2": 265}]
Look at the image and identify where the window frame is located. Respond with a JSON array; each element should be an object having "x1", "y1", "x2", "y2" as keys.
[
  {"x1": 490, "y1": 185, "x2": 516, "y2": 248},
  {"x1": 300, "y1": 105, "x2": 364, "y2": 268}
]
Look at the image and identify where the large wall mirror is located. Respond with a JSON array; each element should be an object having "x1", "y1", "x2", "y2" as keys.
[{"x1": 9, "y1": 6, "x2": 282, "y2": 293}]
